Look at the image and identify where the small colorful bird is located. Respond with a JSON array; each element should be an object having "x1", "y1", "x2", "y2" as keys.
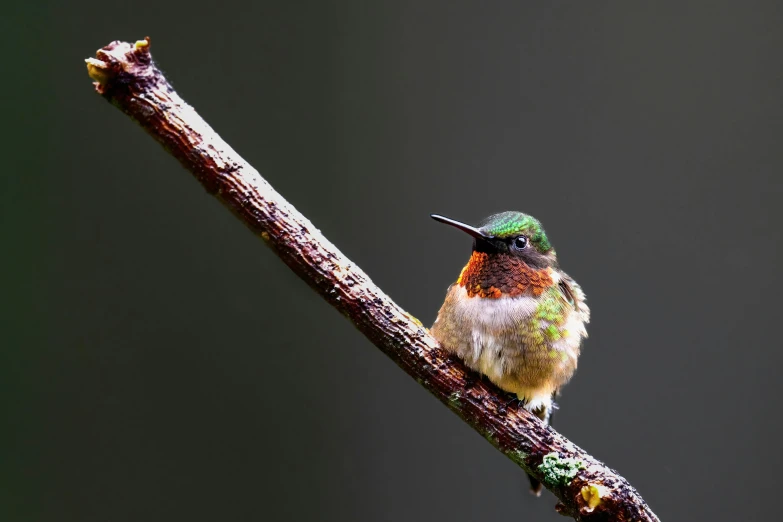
[{"x1": 430, "y1": 211, "x2": 589, "y2": 495}]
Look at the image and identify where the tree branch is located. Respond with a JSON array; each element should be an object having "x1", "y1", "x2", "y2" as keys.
[{"x1": 85, "y1": 38, "x2": 660, "y2": 521}]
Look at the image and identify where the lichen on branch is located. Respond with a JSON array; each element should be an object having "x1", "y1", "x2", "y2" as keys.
[{"x1": 85, "y1": 37, "x2": 661, "y2": 522}]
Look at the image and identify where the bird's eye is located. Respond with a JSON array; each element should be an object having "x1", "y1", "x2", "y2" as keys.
[{"x1": 512, "y1": 236, "x2": 528, "y2": 250}]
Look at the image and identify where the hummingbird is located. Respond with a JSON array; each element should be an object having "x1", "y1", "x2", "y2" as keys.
[{"x1": 430, "y1": 211, "x2": 589, "y2": 495}]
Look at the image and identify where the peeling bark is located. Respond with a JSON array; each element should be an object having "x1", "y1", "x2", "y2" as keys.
[{"x1": 85, "y1": 38, "x2": 660, "y2": 522}]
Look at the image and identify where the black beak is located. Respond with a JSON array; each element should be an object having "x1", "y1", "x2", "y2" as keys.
[{"x1": 430, "y1": 214, "x2": 492, "y2": 240}]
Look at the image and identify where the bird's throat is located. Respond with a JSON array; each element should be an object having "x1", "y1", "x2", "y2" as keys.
[{"x1": 457, "y1": 251, "x2": 554, "y2": 298}]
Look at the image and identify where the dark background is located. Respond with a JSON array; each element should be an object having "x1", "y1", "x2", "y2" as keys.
[{"x1": 4, "y1": 2, "x2": 782, "y2": 521}]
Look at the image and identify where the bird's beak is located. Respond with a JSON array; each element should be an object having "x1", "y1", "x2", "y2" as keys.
[{"x1": 430, "y1": 214, "x2": 492, "y2": 240}]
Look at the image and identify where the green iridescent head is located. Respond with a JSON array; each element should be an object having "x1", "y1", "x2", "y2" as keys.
[
  {"x1": 479, "y1": 211, "x2": 552, "y2": 253},
  {"x1": 431, "y1": 211, "x2": 557, "y2": 268}
]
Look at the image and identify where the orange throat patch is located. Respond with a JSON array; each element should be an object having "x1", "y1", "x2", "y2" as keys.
[{"x1": 457, "y1": 251, "x2": 554, "y2": 298}]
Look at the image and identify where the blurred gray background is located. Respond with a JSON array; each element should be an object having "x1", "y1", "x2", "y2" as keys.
[{"x1": 3, "y1": 2, "x2": 782, "y2": 521}]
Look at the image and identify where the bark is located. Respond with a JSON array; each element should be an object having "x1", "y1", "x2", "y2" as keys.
[{"x1": 84, "y1": 38, "x2": 660, "y2": 522}]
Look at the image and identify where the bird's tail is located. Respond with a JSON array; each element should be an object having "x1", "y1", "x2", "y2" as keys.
[{"x1": 526, "y1": 398, "x2": 555, "y2": 497}]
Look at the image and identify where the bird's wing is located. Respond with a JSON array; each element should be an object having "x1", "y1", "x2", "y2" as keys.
[{"x1": 557, "y1": 273, "x2": 583, "y2": 311}]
